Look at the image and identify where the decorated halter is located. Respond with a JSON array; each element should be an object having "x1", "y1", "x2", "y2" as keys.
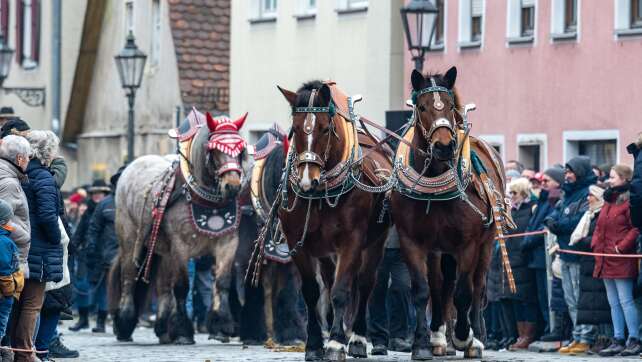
[
  {"x1": 292, "y1": 89, "x2": 337, "y2": 171},
  {"x1": 413, "y1": 77, "x2": 458, "y2": 145},
  {"x1": 206, "y1": 113, "x2": 247, "y2": 175}
]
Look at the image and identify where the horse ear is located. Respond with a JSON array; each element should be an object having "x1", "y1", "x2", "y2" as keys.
[
  {"x1": 277, "y1": 85, "x2": 297, "y2": 106},
  {"x1": 206, "y1": 112, "x2": 218, "y2": 132},
  {"x1": 318, "y1": 84, "x2": 332, "y2": 106},
  {"x1": 411, "y1": 69, "x2": 424, "y2": 91},
  {"x1": 233, "y1": 112, "x2": 248, "y2": 130},
  {"x1": 444, "y1": 66, "x2": 457, "y2": 89}
]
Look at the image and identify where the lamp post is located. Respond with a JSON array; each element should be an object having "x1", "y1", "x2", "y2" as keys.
[
  {"x1": 400, "y1": 0, "x2": 439, "y2": 72},
  {"x1": 114, "y1": 31, "x2": 147, "y2": 163},
  {"x1": 0, "y1": 35, "x2": 46, "y2": 107}
]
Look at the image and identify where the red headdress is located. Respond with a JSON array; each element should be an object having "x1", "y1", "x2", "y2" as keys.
[{"x1": 206, "y1": 112, "x2": 248, "y2": 158}]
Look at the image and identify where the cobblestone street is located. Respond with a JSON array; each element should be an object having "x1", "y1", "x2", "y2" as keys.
[{"x1": 53, "y1": 321, "x2": 639, "y2": 362}]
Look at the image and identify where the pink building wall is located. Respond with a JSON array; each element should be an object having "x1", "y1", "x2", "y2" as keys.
[{"x1": 404, "y1": 0, "x2": 642, "y2": 169}]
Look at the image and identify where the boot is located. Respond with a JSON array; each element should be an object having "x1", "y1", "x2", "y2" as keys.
[
  {"x1": 509, "y1": 322, "x2": 526, "y2": 351},
  {"x1": 48, "y1": 334, "x2": 80, "y2": 358},
  {"x1": 599, "y1": 338, "x2": 626, "y2": 357},
  {"x1": 92, "y1": 311, "x2": 107, "y2": 333},
  {"x1": 68, "y1": 307, "x2": 89, "y2": 332},
  {"x1": 511, "y1": 322, "x2": 536, "y2": 350},
  {"x1": 621, "y1": 337, "x2": 642, "y2": 356},
  {"x1": 540, "y1": 312, "x2": 563, "y2": 342}
]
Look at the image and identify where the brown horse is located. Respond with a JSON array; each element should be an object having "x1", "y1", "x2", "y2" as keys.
[
  {"x1": 391, "y1": 67, "x2": 512, "y2": 360},
  {"x1": 275, "y1": 81, "x2": 392, "y2": 361}
]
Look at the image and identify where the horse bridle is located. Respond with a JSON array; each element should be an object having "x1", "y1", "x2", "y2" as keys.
[
  {"x1": 292, "y1": 90, "x2": 338, "y2": 174},
  {"x1": 413, "y1": 77, "x2": 458, "y2": 159}
]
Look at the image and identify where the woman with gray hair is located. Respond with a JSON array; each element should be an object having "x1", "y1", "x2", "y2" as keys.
[{"x1": 9, "y1": 130, "x2": 64, "y2": 362}]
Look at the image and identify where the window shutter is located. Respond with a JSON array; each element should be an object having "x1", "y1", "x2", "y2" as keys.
[
  {"x1": 521, "y1": 0, "x2": 535, "y2": 7},
  {"x1": 472, "y1": 0, "x2": 483, "y2": 16},
  {"x1": 15, "y1": 0, "x2": 23, "y2": 64},
  {"x1": 1, "y1": 0, "x2": 9, "y2": 40},
  {"x1": 507, "y1": 0, "x2": 521, "y2": 38},
  {"x1": 31, "y1": 0, "x2": 39, "y2": 62}
]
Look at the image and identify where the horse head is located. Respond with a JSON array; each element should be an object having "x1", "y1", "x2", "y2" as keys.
[
  {"x1": 411, "y1": 66, "x2": 462, "y2": 162},
  {"x1": 196, "y1": 112, "x2": 247, "y2": 200},
  {"x1": 277, "y1": 81, "x2": 340, "y2": 192}
]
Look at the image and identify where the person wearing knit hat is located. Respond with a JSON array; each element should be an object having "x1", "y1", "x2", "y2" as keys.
[
  {"x1": 0, "y1": 199, "x2": 25, "y2": 342},
  {"x1": 544, "y1": 166, "x2": 565, "y2": 188}
]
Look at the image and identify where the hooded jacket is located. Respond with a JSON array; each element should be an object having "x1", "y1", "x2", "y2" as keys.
[
  {"x1": 85, "y1": 194, "x2": 118, "y2": 282},
  {"x1": 546, "y1": 156, "x2": 597, "y2": 263},
  {"x1": 628, "y1": 142, "x2": 642, "y2": 230},
  {"x1": 0, "y1": 158, "x2": 30, "y2": 270}
]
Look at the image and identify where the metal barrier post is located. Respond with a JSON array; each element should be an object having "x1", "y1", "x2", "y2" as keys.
[{"x1": 544, "y1": 230, "x2": 556, "y2": 331}]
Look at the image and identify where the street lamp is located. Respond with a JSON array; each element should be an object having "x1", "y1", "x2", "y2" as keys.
[
  {"x1": 0, "y1": 34, "x2": 46, "y2": 107},
  {"x1": 400, "y1": 0, "x2": 439, "y2": 72},
  {"x1": 114, "y1": 31, "x2": 147, "y2": 163}
]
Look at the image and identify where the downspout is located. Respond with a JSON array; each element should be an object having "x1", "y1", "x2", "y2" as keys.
[{"x1": 51, "y1": 0, "x2": 61, "y2": 135}]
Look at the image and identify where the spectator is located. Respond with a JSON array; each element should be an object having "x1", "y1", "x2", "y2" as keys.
[
  {"x1": 368, "y1": 227, "x2": 412, "y2": 355},
  {"x1": 572, "y1": 186, "x2": 611, "y2": 355},
  {"x1": 506, "y1": 169, "x2": 521, "y2": 183},
  {"x1": 627, "y1": 133, "x2": 642, "y2": 231},
  {"x1": 68, "y1": 180, "x2": 110, "y2": 332},
  {"x1": 0, "y1": 199, "x2": 24, "y2": 343},
  {"x1": 528, "y1": 172, "x2": 544, "y2": 199},
  {"x1": 0, "y1": 135, "x2": 31, "y2": 275},
  {"x1": 502, "y1": 178, "x2": 537, "y2": 350},
  {"x1": 522, "y1": 166, "x2": 564, "y2": 340},
  {"x1": 0, "y1": 107, "x2": 16, "y2": 128},
  {"x1": 592, "y1": 165, "x2": 641, "y2": 356},
  {"x1": 0, "y1": 118, "x2": 30, "y2": 139},
  {"x1": 506, "y1": 160, "x2": 525, "y2": 174},
  {"x1": 546, "y1": 155, "x2": 597, "y2": 354},
  {"x1": 11, "y1": 130, "x2": 63, "y2": 362},
  {"x1": 85, "y1": 172, "x2": 121, "y2": 333}
]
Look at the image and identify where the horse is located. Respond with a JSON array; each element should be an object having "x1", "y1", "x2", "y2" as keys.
[
  {"x1": 390, "y1": 67, "x2": 514, "y2": 360},
  {"x1": 108, "y1": 109, "x2": 248, "y2": 344},
  {"x1": 270, "y1": 80, "x2": 394, "y2": 361}
]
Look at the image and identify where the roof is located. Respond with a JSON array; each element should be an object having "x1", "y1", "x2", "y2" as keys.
[{"x1": 169, "y1": 0, "x2": 230, "y2": 114}]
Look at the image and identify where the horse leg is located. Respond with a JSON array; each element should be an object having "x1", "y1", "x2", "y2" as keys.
[
  {"x1": 292, "y1": 252, "x2": 324, "y2": 361},
  {"x1": 441, "y1": 254, "x2": 457, "y2": 356},
  {"x1": 169, "y1": 258, "x2": 194, "y2": 345},
  {"x1": 154, "y1": 256, "x2": 175, "y2": 344},
  {"x1": 427, "y1": 252, "x2": 447, "y2": 356},
  {"x1": 112, "y1": 252, "x2": 143, "y2": 342},
  {"x1": 452, "y1": 245, "x2": 483, "y2": 357},
  {"x1": 318, "y1": 256, "x2": 335, "y2": 335},
  {"x1": 207, "y1": 236, "x2": 237, "y2": 341},
  {"x1": 348, "y1": 233, "x2": 386, "y2": 358},
  {"x1": 464, "y1": 239, "x2": 492, "y2": 358},
  {"x1": 399, "y1": 233, "x2": 432, "y2": 361},
  {"x1": 261, "y1": 265, "x2": 275, "y2": 342},
  {"x1": 326, "y1": 231, "x2": 366, "y2": 361}
]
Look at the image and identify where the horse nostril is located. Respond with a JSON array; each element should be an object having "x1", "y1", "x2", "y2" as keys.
[{"x1": 311, "y1": 179, "x2": 319, "y2": 188}]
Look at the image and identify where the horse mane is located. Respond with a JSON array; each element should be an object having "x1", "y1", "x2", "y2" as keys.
[
  {"x1": 295, "y1": 80, "x2": 325, "y2": 107},
  {"x1": 262, "y1": 144, "x2": 285, "y2": 206}
]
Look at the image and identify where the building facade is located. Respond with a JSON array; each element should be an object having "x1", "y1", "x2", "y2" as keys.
[
  {"x1": 230, "y1": 0, "x2": 406, "y2": 143},
  {"x1": 406, "y1": 0, "x2": 641, "y2": 170}
]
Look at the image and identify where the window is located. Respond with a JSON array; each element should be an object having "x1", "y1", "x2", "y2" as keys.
[
  {"x1": 125, "y1": 0, "x2": 134, "y2": 34},
  {"x1": 521, "y1": 0, "x2": 535, "y2": 37},
  {"x1": 551, "y1": 0, "x2": 577, "y2": 38},
  {"x1": 471, "y1": 0, "x2": 483, "y2": 41},
  {"x1": 564, "y1": 0, "x2": 577, "y2": 32},
  {"x1": 517, "y1": 134, "x2": 547, "y2": 171},
  {"x1": 336, "y1": 0, "x2": 368, "y2": 13},
  {"x1": 251, "y1": 0, "x2": 277, "y2": 21},
  {"x1": 458, "y1": 0, "x2": 483, "y2": 47},
  {"x1": 433, "y1": 0, "x2": 445, "y2": 47},
  {"x1": 150, "y1": 0, "x2": 161, "y2": 67},
  {"x1": 0, "y1": 0, "x2": 9, "y2": 41},
  {"x1": 261, "y1": 0, "x2": 277, "y2": 18},
  {"x1": 296, "y1": 0, "x2": 316, "y2": 17},
  {"x1": 564, "y1": 130, "x2": 619, "y2": 166},
  {"x1": 632, "y1": 0, "x2": 642, "y2": 28},
  {"x1": 346, "y1": 0, "x2": 368, "y2": 9},
  {"x1": 507, "y1": 0, "x2": 535, "y2": 43},
  {"x1": 16, "y1": 0, "x2": 40, "y2": 69},
  {"x1": 578, "y1": 140, "x2": 617, "y2": 166}
]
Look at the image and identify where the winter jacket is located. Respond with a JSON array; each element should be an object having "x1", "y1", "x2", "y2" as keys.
[
  {"x1": 592, "y1": 190, "x2": 640, "y2": 279},
  {"x1": 85, "y1": 195, "x2": 118, "y2": 282},
  {"x1": 628, "y1": 142, "x2": 642, "y2": 231},
  {"x1": 0, "y1": 227, "x2": 24, "y2": 298},
  {"x1": 0, "y1": 158, "x2": 30, "y2": 269},
  {"x1": 70, "y1": 200, "x2": 97, "y2": 257},
  {"x1": 41, "y1": 284, "x2": 73, "y2": 315},
  {"x1": 550, "y1": 276, "x2": 568, "y2": 313},
  {"x1": 522, "y1": 188, "x2": 561, "y2": 269},
  {"x1": 546, "y1": 156, "x2": 597, "y2": 263},
  {"x1": 21, "y1": 159, "x2": 63, "y2": 283},
  {"x1": 576, "y1": 211, "x2": 611, "y2": 325},
  {"x1": 49, "y1": 157, "x2": 67, "y2": 189},
  {"x1": 500, "y1": 200, "x2": 536, "y2": 302}
]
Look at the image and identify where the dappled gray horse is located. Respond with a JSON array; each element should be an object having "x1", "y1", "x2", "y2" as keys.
[{"x1": 109, "y1": 109, "x2": 248, "y2": 344}]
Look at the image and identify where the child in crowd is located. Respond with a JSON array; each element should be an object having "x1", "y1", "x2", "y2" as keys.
[{"x1": 0, "y1": 199, "x2": 24, "y2": 340}]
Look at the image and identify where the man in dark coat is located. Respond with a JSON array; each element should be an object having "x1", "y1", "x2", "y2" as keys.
[
  {"x1": 85, "y1": 173, "x2": 120, "y2": 333},
  {"x1": 546, "y1": 156, "x2": 597, "y2": 354},
  {"x1": 628, "y1": 134, "x2": 642, "y2": 231},
  {"x1": 522, "y1": 166, "x2": 563, "y2": 337}
]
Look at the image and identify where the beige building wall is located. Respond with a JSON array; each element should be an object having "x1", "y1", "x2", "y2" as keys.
[
  {"x1": 230, "y1": 0, "x2": 406, "y2": 142},
  {"x1": 77, "y1": 0, "x2": 183, "y2": 184}
]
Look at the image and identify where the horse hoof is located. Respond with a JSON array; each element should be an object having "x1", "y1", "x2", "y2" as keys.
[
  {"x1": 175, "y1": 336, "x2": 195, "y2": 345},
  {"x1": 464, "y1": 346, "x2": 482, "y2": 359},
  {"x1": 432, "y1": 345, "x2": 446, "y2": 356},
  {"x1": 411, "y1": 348, "x2": 433, "y2": 360},
  {"x1": 208, "y1": 333, "x2": 230, "y2": 343},
  {"x1": 116, "y1": 336, "x2": 133, "y2": 342},
  {"x1": 347, "y1": 342, "x2": 367, "y2": 358},
  {"x1": 304, "y1": 349, "x2": 324, "y2": 361}
]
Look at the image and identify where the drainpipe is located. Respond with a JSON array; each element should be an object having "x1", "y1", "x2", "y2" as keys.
[{"x1": 51, "y1": 0, "x2": 62, "y2": 135}]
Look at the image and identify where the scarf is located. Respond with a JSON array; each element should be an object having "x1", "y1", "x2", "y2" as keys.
[{"x1": 569, "y1": 199, "x2": 604, "y2": 246}]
